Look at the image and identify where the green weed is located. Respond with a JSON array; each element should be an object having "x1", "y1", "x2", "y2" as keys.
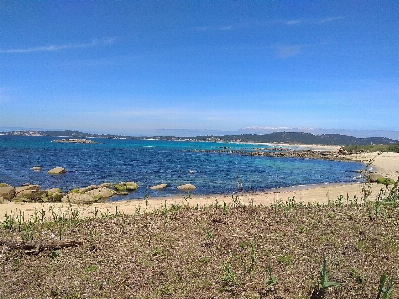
[{"x1": 377, "y1": 273, "x2": 393, "y2": 299}]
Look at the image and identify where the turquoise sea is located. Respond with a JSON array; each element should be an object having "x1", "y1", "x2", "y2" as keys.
[{"x1": 0, "y1": 136, "x2": 364, "y2": 200}]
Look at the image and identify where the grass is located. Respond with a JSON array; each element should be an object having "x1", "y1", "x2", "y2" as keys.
[
  {"x1": 1, "y1": 185, "x2": 399, "y2": 298},
  {"x1": 342, "y1": 144, "x2": 399, "y2": 153}
]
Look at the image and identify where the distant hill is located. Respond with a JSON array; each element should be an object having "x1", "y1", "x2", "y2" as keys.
[
  {"x1": 2, "y1": 130, "x2": 399, "y2": 146},
  {"x1": 197, "y1": 132, "x2": 399, "y2": 146}
]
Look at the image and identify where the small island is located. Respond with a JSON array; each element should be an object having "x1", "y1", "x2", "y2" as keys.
[{"x1": 52, "y1": 138, "x2": 97, "y2": 144}]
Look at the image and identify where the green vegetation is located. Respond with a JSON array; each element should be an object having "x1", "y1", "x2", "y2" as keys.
[
  {"x1": 203, "y1": 132, "x2": 399, "y2": 146},
  {"x1": 343, "y1": 143, "x2": 399, "y2": 153},
  {"x1": 1, "y1": 180, "x2": 398, "y2": 298}
]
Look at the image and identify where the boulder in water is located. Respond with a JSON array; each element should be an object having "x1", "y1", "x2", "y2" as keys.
[
  {"x1": 48, "y1": 167, "x2": 66, "y2": 174},
  {"x1": 150, "y1": 183, "x2": 168, "y2": 190},
  {"x1": 177, "y1": 183, "x2": 196, "y2": 191}
]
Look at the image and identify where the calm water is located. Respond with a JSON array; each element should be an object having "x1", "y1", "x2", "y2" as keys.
[{"x1": 0, "y1": 136, "x2": 364, "y2": 200}]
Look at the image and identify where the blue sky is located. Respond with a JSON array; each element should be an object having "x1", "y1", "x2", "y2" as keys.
[{"x1": 1, "y1": 0, "x2": 398, "y2": 136}]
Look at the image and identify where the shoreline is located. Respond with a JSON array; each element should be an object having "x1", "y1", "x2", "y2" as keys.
[{"x1": 1, "y1": 151, "x2": 398, "y2": 221}]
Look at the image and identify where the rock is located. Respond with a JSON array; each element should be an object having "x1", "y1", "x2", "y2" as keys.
[
  {"x1": 79, "y1": 185, "x2": 98, "y2": 193},
  {"x1": 62, "y1": 186, "x2": 116, "y2": 204},
  {"x1": 15, "y1": 184, "x2": 41, "y2": 194},
  {"x1": 177, "y1": 183, "x2": 196, "y2": 191},
  {"x1": 114, "y1": 183, "x2": 127, "y2": 192},
  {"x1": 114, "y1": 182, "x2": 139, "y2": 191},
  {"x1": 100, "y1": 182, "x2": 113, "y2": 188},
  {"x1": 48, "y1": 167, "x2": 66, "y2": 174},
  {"x1": 30, "y1": 166, "x2": 42, "y2": 172},
  {"x1": 0, "y1": 186, "x2": 15, "y2": 203},
  {"x1": 85, "y1": 187, "x2": 116, "y2": 199},
  {"x1": 13, "y1": 190, "x2": 48, "y2": 202},
  {"x1": 62, "y1": 192, "x2": 98, "y2": 204},
  {"x1": 150, "y1": 183, "x2": 168, "y2": 190},
  {"x1": 368, "y1": 173, "x2": 384, "y2": 183},
  {"x1": 52, "y1": 138, "x2": 96, "y2": 144},
  {"x1": 45, "y1": 188, "x2": 63, "y2": 202},
  {"x1": 125, "y1": 182, "x2": 139, "y2": 191},
  {"x1": 13, "y1": 184, "x2": 46, "y2": 202}
]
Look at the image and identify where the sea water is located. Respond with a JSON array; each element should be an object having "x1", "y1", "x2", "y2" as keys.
[{"x1": 0, "y1": 136, "x2": 364, "y2": 200}]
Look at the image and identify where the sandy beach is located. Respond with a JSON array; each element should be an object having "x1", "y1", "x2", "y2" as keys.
[{"x1": 1, "y1": 151, "x2": 398, "y2": 221}]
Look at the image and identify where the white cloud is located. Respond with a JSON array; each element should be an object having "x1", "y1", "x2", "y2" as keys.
[
  {"x1": 0, "y1": 37, "x2": 117, "y2": 53},
  {"x1": 281, "y1": 16, "x2": 345, "y2": 26},
  {"x1": 196, "y1": 25, "x2": 233, "y2": 31}
]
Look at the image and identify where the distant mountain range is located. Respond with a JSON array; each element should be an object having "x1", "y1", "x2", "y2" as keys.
[
  {"x1": 201, "y1": 132, "x2": 399, "y2": 146},
  {"x1": 237, "y1": 127, "x2": 399, "y2": 140},
  {"x1": 1, "y1": 129, "x2": 399, "y2": 146}
]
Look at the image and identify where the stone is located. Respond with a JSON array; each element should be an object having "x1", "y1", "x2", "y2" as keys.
[
  {"x1": 177, "y1": 183, "x2": 196, "y2": 191},
  {"x1": 125, "y1": 182, "x2": 139, "y2": 191},
  {"x1": 85, "y1": 187, "x2": 116, "y2": 199},
  {"x1": 15, "y1": 184, "x2": 41, "y2": 194},
  {"x1": 79, "y1": 185, "x2": 98, "y2": 193},
  {"x1": 62, "y1": 186, "x2": 116, "y2": 204},
  {"x1": 62, "y1": 192, "x2": 98, "y2": 204},
  {"x1": 150, "y1": 183, "x2": 168, "y2": 190},
  {"x1": 0, "y1": 186, "x2": 15, "y2": 202},
  {"x1": 115, "y1": 182, "x2": 139, "y2": 191},
  {"x1": 46, "y1": 188, "x2": 63, "y2": 202},
  {"x1": 13, "y1": 190, "x2": 48, "y2": 202},
  {"x1": 48, "y1": 167, "x2": 66, "y2": 174},
  {"x1": 368, "y1": 173, "x2": 384, "y2": 183}
]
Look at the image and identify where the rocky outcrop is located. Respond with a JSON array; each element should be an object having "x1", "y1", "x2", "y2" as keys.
[
  {"x1": 0, "y1": 184, "x2": 15, "y2": 203},
  {"x1": 189, "y1": 148, "x2": 351, "y2": 162},
  {"x1": 150, "y1": 183, "x2": 168, "y2": 190},
  {"x1": 0, "y1": 180, "x2": 139, "y2": 204},
  {"x1": 114, "y1": 182, "x2": 139, "y2": 192},
  {"x1": 52, "y1": 138, "x2": 96, "y2": 144},
  {"x1": 0, "y1": 183, "x2": 64, "y2": 203},
  {"x1": 125, "y1": 182, "x2": 139, "y2": 191},
  {"x1": 177, "y1": 184, "x2": 196, "y2": 191},
  {"x1": 62, "y1": 185, "x2": 117, "y2": 204},
  {"x1": 13, "y1": 184, "x2": 44, "y2": 202},
  {"x1": 62, "y1": 192, "x2": 98, "y2": 204},
  {"x1": 46, "y1": 188, "x2": 63, "y2": 202},
  {"x1": 86, "y1": 187, "x2": 116, "y2": 199},
  {"x1": 15, "y1": 184, "x2": 41, "y2": 194},
  {"x1": 368, "y1": 173, "x2": 384, "y2": 183},
  {"x1": 47, "y1": 167, "x2": 66, "y2": 174}
]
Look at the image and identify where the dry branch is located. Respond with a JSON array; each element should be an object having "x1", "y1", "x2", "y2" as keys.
[{"x1": 0, "y1": 239, "x2": 83, "y2": 254}]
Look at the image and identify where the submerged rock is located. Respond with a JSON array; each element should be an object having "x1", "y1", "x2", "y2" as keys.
[{"x1": 150, "y1": 183, "x2": 168, "y2": 190}]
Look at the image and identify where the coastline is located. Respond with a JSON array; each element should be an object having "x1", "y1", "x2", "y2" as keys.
[{"x1": 1, "y1": 151, "x2": 398, "y2": 221}]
